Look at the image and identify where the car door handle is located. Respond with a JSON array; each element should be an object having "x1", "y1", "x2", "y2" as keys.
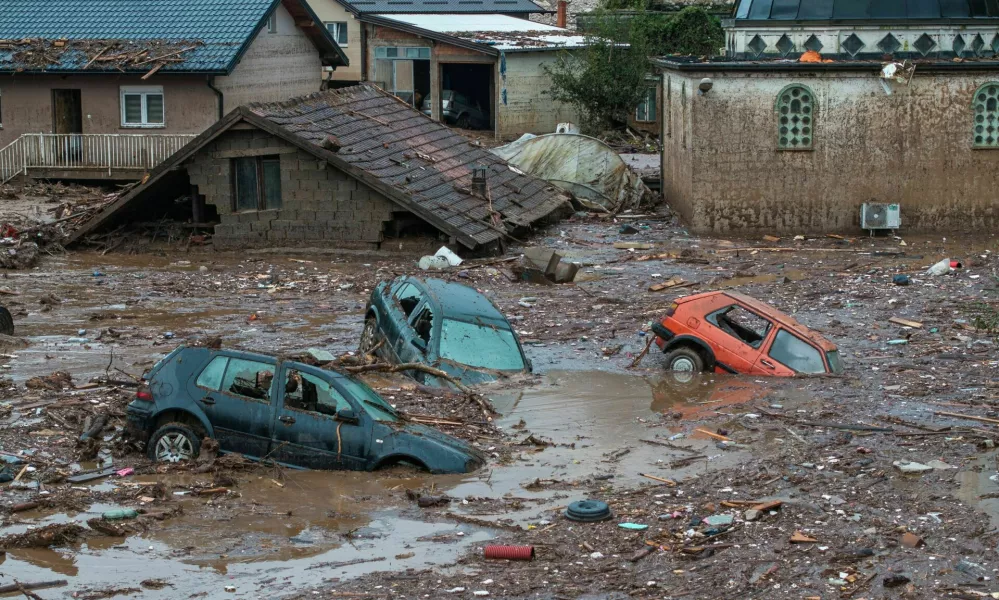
[
  {"x1": 279, "y1": 415, "x2": 295, "y2": 424},
  {"x1": 760, "y1": 359, "x2": 777, "y2": 370},
  {"x1": 200, "y1": 396, "x2": 216, "y2": 405}
]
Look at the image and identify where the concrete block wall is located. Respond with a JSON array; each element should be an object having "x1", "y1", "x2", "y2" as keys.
[{"x1": 185, "y1": 127, "x2": 398, "y2": 249}]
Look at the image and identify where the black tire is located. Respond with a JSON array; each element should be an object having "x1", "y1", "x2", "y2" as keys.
[
  {"x1": 455, "y1": 114, "x2": 470, "y2": 128},
  {"x1": 0, "y1": 306, "x2": 13, "y2": 336},
  {"x1": 148, "y1": 422, "x2": 202, "y2": 463},
  {"x1": 664, "y1": 346, "x2": 705, "y2": 374},
  {"x1": 358, "y1": 318, "x2": 379, "y2": 355}
]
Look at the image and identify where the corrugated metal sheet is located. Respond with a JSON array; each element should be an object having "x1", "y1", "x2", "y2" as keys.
[
  {"x1": 491, "y1": 133, "x2": 650, "y2": 212},
  {"x1": 345, "y1": 0, "x2": 545, "y2": 14}
]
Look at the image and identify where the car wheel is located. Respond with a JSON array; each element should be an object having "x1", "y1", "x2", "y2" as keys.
[
  {"x1": 456, "y1": 114, "x2": 470, "y2": 128},
  {"x1": 664, "y1": 347, "x2": 705, "y2": 383},
  {"x1": 359, "y1": 318, "x2": 379, "y2": 355},
  {"x1": 148, "y1": 422, "x2": 202, "y2": 463},
  {"x1": 0, "y1": 306, "x2": 13, "y2": 336}
]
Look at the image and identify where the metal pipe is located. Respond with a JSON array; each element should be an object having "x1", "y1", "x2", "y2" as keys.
[
  {"x1": 207, "y1": 76, "x2": 224, "y2": 119},
  {"x1": 484, "y1": 545, "x2": 535, "y2": 560}
]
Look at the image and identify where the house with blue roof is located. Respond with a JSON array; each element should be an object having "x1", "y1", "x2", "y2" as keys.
[{"x1": 0, "y1": 0, "x2": 347, "y2": 183}]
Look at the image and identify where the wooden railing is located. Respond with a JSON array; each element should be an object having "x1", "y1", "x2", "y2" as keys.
[{"x1": 0, "y1": 133, "x2": 196, "y2": 184}]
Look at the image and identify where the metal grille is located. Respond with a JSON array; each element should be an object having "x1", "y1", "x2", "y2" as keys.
[
  {"x1": 777, "y1": 85, "x2": 814, "y2": 150},
  {"x1": 973, "y1": 83, "x2": 999, "y2": 147}
]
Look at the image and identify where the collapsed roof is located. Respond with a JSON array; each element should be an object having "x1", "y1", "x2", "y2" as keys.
[{"x1": 70, "y1": 84, "x2": 572, "y2": 249}]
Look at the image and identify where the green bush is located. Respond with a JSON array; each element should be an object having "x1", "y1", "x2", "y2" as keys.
[{"x1": 545, "y1": 7, "x2": 723, "y2": 131}]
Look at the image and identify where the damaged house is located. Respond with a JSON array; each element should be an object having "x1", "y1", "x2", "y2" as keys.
[
  {"x1": 657, "y1": 0, "x2": 999, "y2": 233},
  {"x1": 0, "y1": 0, "x2": 347, "y2": 183},
  {"x1": 305, "y1": 0, "x2": 584, "y2": 138},
  {"x1": 71, "y1": 84, "x2": 572, "y2": 251}
]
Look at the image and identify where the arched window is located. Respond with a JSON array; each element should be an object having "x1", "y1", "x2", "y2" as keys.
[
  {"x1": 776, "y1": 85, "x2": 815, "y2": 150},
  {"x1": 973, "y1": 82, "x2": 999, "y2": 147}
]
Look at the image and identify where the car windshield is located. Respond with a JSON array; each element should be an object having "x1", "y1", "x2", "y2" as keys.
[
  {"x1": 768, "y1": 330, "x2": 826, "y2": 374},
  {"x1": 339, "y1": 377, "x2": 398, "y2": 421},
  {"x1": 439, "y1": 319, "x2": 525, "y2": 371},
  {"x1": 826, "y1": 350, "x2": 843, "y2": 374}
]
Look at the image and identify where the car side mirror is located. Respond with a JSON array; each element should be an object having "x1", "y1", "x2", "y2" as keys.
[
  {"x1": 411, "y1": 338, "x2": 427, "y2": 353},
  {"x1": 335, "y1": 408, "x2": 359, "y2": 424}
]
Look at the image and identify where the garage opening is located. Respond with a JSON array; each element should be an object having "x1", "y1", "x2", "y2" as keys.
[{"x1": 439, "y1": 63, "x2": 494, "y2": 131}]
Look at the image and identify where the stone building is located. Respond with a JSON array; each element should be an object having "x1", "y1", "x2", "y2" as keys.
[
  {"x1": 72, "y1": 85, "x2": 572, "y2": 251},
  {"x1": 656, "y1": 0, "x2": 999, "y2": 233}
]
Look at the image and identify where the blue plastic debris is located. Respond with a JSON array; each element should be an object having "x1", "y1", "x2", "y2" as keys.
[
  {"x1": 892, "y1": 274, "x2": 910, "y2": 286},
  {"x1": 618, "y1": 522, "x2": 648, "y2": 530}
]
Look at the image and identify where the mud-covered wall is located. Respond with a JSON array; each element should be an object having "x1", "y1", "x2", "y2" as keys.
[
  {"x1": 660, "y1": 73, "x2": 694, "y2": 224},
  {"x1": 497, "y1": 52, "x2": 578, "y2": 139},
  {"x1": 214, "y1": 3, "x2": 324, "y2": 112},
  {"x1": 661, "y1": 68, "x2": 999, "y2": 233},
  {"x1": 185, "y1": 127, "x2": 397, "y2": 249}
]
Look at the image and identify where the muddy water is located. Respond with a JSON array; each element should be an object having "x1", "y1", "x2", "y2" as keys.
[{"x1": 0, "y1": 370, "x2": 768, "y2": 597}]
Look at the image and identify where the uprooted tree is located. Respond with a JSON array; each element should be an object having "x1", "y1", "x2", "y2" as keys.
[{"x1": 544, "y1": 6, "x2": 723, "y2": 132}]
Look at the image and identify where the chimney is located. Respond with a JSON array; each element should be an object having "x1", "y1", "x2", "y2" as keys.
[
  {"x1": 556, "y1": 0, "x2": 567, "y2": 28},
  {"x1": 471, "y1": 165, "x2": 488, "y2": 196}
]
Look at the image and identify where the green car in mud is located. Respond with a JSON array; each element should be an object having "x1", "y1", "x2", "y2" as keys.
[
  {"x1": 126, "y1": 346, "x2": 485, "y2": 473},
  {"x1": 360, "y1": 276, "x2": 531, "y2": 386}
]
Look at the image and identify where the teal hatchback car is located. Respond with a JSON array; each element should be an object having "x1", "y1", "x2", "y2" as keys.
[{"x1": 360, "y1": 277, "x2": 531, "y2": 386}]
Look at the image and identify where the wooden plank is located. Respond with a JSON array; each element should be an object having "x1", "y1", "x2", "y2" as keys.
[{"x1": 888, "y1": 317, "x2": 923, "y2": 328}]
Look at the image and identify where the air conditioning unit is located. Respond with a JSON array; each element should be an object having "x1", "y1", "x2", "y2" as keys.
[{"x1": 860, "y1": 202, "x2": 901, "y2": 233}]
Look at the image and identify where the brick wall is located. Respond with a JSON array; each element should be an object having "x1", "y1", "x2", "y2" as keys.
[{"x1": 185, "y1": 128, "x2": 398, "y2": 249}]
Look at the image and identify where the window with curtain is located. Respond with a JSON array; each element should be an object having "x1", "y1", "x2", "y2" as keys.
[{"x1": 120, "y1": 86, "x2": 164, "y2": 127}]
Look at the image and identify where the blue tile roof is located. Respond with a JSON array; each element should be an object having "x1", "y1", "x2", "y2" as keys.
[
  {"x1": 0, "y1": 0, "x2": 283, "y2": 73},
  {"x1": 342, "y1": 0, "x2": 547, "y2": 14}
]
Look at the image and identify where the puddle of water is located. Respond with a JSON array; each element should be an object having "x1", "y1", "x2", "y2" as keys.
[{"x1": 955, "y1": 451, "x2": 999, "y2": 528}]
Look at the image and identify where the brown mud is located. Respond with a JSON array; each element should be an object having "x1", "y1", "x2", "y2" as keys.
[{"x1": 0, "y1": 211, "x2": 996, "y2": 598}]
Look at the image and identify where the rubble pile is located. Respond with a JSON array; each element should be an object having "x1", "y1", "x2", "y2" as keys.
[{"x1": 0, "y1": 38, "x2": 203, "y2": 73}]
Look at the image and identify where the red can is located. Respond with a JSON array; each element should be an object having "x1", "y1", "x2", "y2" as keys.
[{"x1": 484, "y1": 545, "x2": 535, "y2": 560}]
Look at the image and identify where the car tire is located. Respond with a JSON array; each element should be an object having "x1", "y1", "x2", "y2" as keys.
[
  {"x1": 0, "y1": 306, "x2": 13, "y2": 336},
  {"x1": 456, "y1": 114, "x2": 470, "y2": 128},
  {"x1": 148, "y1": 422, "x2": 202, "y2": 463},
  {"x1": 664, "y1": 347, "x2": 705, "y2": 382},
  {"x1": 358, "y1": 318, "x2": 380, "y2": 355}
]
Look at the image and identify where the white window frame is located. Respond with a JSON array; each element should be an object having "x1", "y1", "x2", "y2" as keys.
[
  {"x1": 635, "y1": 86, "x2": 656, "y2": 123},
  {"x1": 326, "y1": 21, "x2": 348, "y2": 46},
  {"x1": 120, "y1": 86, "x2": 165, "y2": 128}
]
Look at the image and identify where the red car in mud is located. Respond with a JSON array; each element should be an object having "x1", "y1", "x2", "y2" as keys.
[{"x1": 651, "y1": 291, "x2": 842, "y2": 377}]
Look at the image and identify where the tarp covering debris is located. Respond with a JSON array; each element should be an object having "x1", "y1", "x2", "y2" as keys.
[{"x1": 491, "y1": 133, "x2": 652, "y2": 212}]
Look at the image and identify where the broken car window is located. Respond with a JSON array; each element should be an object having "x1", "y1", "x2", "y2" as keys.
[
  {"x1": 439, "y1": 319, "x2": 525, "y2": 371},
  {"x1": 222, "y1": 358, "x2": 275, "y2": 401},
  {"x1": 708, "y1": 306, "x2": 772, "y2": 348},
  {"x1": 768, "y1": 330, "x2": 825, "y2": 374},
  {"x1": 340, "y1": 377, "x2": 397, "y2": 422},
  {"x1": 284, "y1": 369, "x2": 351, "y2": 414},
  {"x1": 196, "y1": 356, "x2": 228, "y2": 391},
  {"x1": 411, "y1": 306, "x2": 434, "y2": 345},
  {"x1": 394, "y1": 283, "x2": 422, "y2": 317}
]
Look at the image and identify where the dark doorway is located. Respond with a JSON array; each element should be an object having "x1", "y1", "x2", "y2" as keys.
[
  {"x1": 52, "y1": 89, "x2": 83, "y2": 162},
  {"x1": 52, "y1": 89, "x2": 82, "y2": 134},
  {"x1": 439, "y1": 63, "x2": 494, "y2": 131}
]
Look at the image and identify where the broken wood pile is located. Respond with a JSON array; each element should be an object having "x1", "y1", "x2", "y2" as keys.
[{"x1": 0, "y1": 38, "x2": 202, "y2": 78}]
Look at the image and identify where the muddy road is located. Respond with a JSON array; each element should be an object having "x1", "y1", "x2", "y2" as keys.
[{"x1": 0, "y1": 215, "x2": 997, "y2": 599}]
